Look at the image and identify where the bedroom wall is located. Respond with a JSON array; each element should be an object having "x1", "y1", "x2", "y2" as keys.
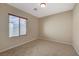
[
  {"x1": 73, "y1": 4, "x2": 79, "y2": 55},
  {"x1": 0, "y1": 3, "x2": 39, "y2": 52},
  {"x1": 39, "y1": 11, "x2": 73, "y2": 45}
]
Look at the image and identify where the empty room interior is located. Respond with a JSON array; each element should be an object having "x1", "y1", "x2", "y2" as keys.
[{"x1": 0, "y1": 3, "x2": 79, "y2": 56}]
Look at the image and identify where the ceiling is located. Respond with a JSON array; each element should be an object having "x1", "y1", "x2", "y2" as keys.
[{"x1": 8, "y1": 3, "x2": 75, "y2": 18}]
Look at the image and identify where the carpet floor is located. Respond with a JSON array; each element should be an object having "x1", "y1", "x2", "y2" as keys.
[{"x1": 0, "y1": 39, "x2": 78, "y2": 56}]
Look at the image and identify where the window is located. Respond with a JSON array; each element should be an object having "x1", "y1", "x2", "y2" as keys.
[{"x1": 9, "y1": 14, "x2": 27, "y2": 37}]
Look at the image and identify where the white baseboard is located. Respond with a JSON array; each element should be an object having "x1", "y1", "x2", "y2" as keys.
[
  {"x1": 39, "y1": 37, "x2": 72, "y2": 45},
  {"x1": 72, "y1": 44, "x2": 79, "y2": 55},
  {"x1": 0, "y1": 37, "x2": 72, "y2": 53},
  {"x1": 0, "y1": 38, "x2": 37, "y2": 53}
]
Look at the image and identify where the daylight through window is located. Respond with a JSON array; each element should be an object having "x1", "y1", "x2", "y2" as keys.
[{"x1": 9, "y1": 14, "x2": 27, "y2": 37}]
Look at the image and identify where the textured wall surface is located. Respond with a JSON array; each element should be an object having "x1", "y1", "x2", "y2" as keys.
[
  {"x1": 0, "y1": 4, "x2": 39, "y2": 52},
  {"x1": 39, "y1": 11, "x2": 72, "y2": 45},
  {"x1": 73, "y1": 4, "x2": 79, "y2": 55}
]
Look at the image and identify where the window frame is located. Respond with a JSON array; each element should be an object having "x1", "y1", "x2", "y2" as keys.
[{"x1": 8, "y1": 13, "x2": 28, "y2": 37}]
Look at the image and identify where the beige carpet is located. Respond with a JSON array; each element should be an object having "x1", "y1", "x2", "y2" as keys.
[{"x1": 0, "y1": 39, "x2": 78, "y2": 56}]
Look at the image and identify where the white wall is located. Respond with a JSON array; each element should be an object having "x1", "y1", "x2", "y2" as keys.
[
  {"x1": 73, "y1": 4, "x2": 79, "y2": 55},
  {"x1": 39, "y1": 11, "x2": 72, "y2": 45},
  {"x1": 0, "y1": 3, "x2": 78, "y2": 55},
  {"x1": 0, "y1": 4, "x2": 39, "y2": 52}
]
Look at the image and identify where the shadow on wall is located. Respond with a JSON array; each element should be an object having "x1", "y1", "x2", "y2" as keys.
[{"x1": 40, "y1": 11, "x2": 72, "y2": 45}]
